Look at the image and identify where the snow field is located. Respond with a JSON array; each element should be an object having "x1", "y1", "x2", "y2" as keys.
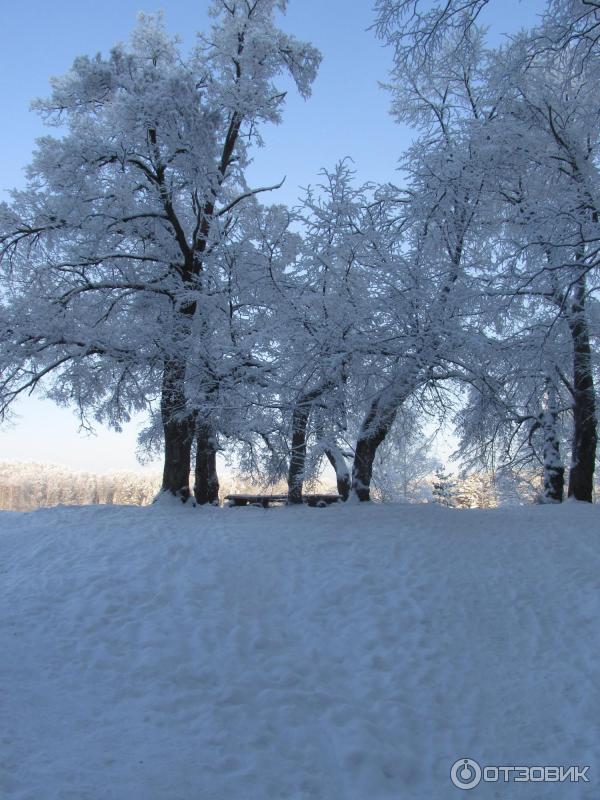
[{"x1": 1, "y1": 501, "x2": 599, "y2": 799}]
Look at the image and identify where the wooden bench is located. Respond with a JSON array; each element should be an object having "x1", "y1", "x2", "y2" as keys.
[
  {"x1": 225, "y1": 493, "x2": 341, "y2": 508},
  {"x1": 225, "y1": 494, "x2": 288, "y2": 508},
  {"x1": 302, "y1": 494, "x2": 342, "y2": 507}
]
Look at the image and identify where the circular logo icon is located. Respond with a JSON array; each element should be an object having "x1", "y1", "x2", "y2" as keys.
[{"x1": 450, "y1": 758, "x2": 482, "y2": 790}]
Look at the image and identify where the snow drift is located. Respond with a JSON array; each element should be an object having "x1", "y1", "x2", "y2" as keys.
[{"x1": 1, "y1": 502, "x2": 599, "y2": 799}]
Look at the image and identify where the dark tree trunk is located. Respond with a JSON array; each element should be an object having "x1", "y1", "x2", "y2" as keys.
[
  {"x1": 544, "y1": 462, "x2": 565, "y2": 504},
  {"x1": 324, "y1": 446, "x2": 351, "y2": 500},
  {"x1": 567, "y1": 283, "x2": 597, "y2": 502},
  {"x1": 194, "y1": 425, "x2": 220, "y2": 505},
  {"x1": 351, "y1": 358, "x2": 424, "y2": 502},
  {"x1": 286, "y1": 387, "x2": 327, "y2": 504},
  {"x1": 540, "y1": 383, "x2": 564, "y2": 504},
  {"x1": 287, "y1": 403, "x2": 311, "y2": 504},
  {"x1": 352, "y1": 397, "x2": 399, "y2": 501},
  {"x1": 160, "y1": 357, "x2": 193, "y2": 501}
]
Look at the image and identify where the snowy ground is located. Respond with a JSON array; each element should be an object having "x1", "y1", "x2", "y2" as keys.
[{"x1": 1, "y1": 501, "x2": 599, "y2": 799}]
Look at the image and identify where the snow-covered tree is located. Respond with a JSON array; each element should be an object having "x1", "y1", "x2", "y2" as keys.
[
  {"x1": 372, "y1": 413, "x2": 441, "y2": 502},
  {"x1": 281, "y1": 163, "x2": 384, "y2": 503},
  {"x1": 0, "y1": 2, "x2": 319, "y2": 503},
  {"x1": 432, "y1": 468, "x2": 458, "y2": 507},
  {"x1": 454, "y1": 472, "x2": 498, "y2": 508},
  {"x1": 373, "y1": 0, "x2": 599, "y2": 503},
  {"x1": 347, "y1": 23, "x2": 495, "y2": 501}
]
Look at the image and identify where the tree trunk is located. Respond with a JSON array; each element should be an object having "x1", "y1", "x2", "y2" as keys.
[
  {"x1": 540, "y1": 383, "x2": 564, "y2": 504},
  {"x1": 287, "y1": 403, "x2": 311, "y2": 504},
  {"x1": 286, "y1": 387, "x2": 327, "y2": 504},
  {"x1": 324, "y1": 445, "x2": 351, "y2": 500},
  {"x1": 194, "y1": 425, "x2": 220, "y2": 505},
  {"x1": 352, "y1": 396, "x2": 399, "y2": 501},
  {"x1": 567, "y1": 281, "x2": 597, "y2": 502},
  {"x1": 160, "y1": 357, "x2": 193, "y2": 500}
]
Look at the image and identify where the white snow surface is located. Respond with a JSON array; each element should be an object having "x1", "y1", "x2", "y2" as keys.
[{"x1": 1, "y1": 501, "x2": 599, "y2": 799}]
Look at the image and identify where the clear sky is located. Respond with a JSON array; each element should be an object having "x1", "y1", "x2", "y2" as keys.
[{"x1": 0, "y1": 0, "x2": 545, "y2": 472}]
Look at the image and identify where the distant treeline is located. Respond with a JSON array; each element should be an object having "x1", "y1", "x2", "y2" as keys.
[
  {"x1": 1, "y1": 461, "x2": 575, "y2": 511},
  {"x1": 0, "y1": 463, "x2": 296, "y2": 512},
  {"x1": 0, "y1": 462, "x2": 161, "y2": 511}
]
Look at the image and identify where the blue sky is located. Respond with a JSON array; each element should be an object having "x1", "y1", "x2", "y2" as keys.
[{"x1": 0, "y1": 0, "x2": 545, "y2": 472}]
